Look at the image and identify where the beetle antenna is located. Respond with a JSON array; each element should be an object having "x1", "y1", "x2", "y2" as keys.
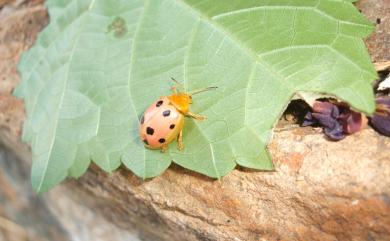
[
  {"x1": 190, "y1": 87, "x2": 218, "y2": 96},
  {"x1": 171, "y1": 77, "x2": 186, "y2": 92}
]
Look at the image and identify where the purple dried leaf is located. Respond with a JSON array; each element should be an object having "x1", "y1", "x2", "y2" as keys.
[
  {"x1": 339, "y1": 111, "x2": 368, "y2": 134},
  {"x1": 303, "y1": 101, "x2": 367, "y2": 141},
  {"x1": 324, "y1": 124, "x2": 345, "y2": 141},
  {"x1": 302, "y1": 112, "x2": 316, "y2": 127},
  {"x1": 312, "y1": 101, "x2": 336, "y2": 116},
  {"x1": 370, "y1": 96, "x2": 390, "y2": 137},
  {"x1": 312, "y1": 113, "x2": 339, "y2": 129}
]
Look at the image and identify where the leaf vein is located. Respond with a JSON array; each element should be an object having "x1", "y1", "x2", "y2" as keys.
[{"x1": 36, "y1": 0, "x2": 97, "y2": 192}]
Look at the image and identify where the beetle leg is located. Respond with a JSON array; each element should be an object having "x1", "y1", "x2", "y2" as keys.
[
  {"x1": 161, "y1": 144, "x2": 168, "y2": 153},
  {"x1": 177, "y1": 130, "x2": 184, "y2": 151},
  {"x1": 186, "y1": 112, "x2": 207, "y2": 121}
]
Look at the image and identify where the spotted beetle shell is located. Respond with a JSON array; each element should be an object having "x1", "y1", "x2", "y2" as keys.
[{"x1": 139, "y1": 97, "x2": 184, "y2": 149}]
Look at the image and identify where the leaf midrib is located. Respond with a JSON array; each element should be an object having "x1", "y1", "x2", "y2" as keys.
[
  {"x1": 169, "y1": 0, "x2": 288, "y2": 173},
  {"x1": 36, "y1": 0, "x2": 97, "y2": 192},
  {"x1": 128, "y1": 0, "x2": 177, "y2": 179},
  {"x1": 19, "y1": 2, "x2": 95, "y2": 146},
  {"x1": 22, "y1": 3, "x2": 93, "y2": 92}
]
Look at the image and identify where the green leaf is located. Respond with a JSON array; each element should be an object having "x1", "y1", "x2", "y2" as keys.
[{"x1": 15, "y1": 0, "x2": 376, "y2": 192}]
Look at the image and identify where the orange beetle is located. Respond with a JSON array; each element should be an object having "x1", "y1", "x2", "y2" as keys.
[{"x1": 139, "y1": 78, "x2": 216, "y2": 152}]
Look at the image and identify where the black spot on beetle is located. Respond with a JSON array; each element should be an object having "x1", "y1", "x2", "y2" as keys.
[
  {"x1": 169, "y1": 124, "x2": 175, "y2": 129},
  {"x1": 156, "y1": 100, "x2": 163, "y2": 107},
  {"x1": 140, "y1": 115, "x2": 144, "y2": 124},
  {"x1": 146, "y1": 127, "x2": 154, "y2": 135},
  {"x1": 376, "y1": 18, "x2": 381, "y2": 24},
  {"x1": 163, "y1": 110, "x2": 170, "y2": 117},
  {"x1": 159, "y1": 138, "x2": 166, "y2": 143},
  {"x1": 143, "y1": 139, "x2": 149, "y2": 145}
]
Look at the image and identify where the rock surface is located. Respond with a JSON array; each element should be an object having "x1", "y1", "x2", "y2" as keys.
[
  {"x1": 356, "y1": 0, "x2": 390, "y2": 62},
  {"x1": 0, "y1": 1, "x2": 389, "y2": 241}
]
